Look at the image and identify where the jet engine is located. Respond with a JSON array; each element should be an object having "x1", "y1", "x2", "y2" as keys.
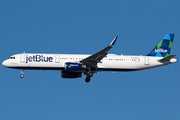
[{"x1": 65, "y1": 62, "x2": 86, "y2": 70}]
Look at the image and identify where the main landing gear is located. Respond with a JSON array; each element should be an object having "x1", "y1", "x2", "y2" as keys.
[
  {"x1": 85, "y1": 71, "x2": 93, "y2": 83},
  {"x1": 20, "y1": 70, "x2": 24, "y2": 78}
]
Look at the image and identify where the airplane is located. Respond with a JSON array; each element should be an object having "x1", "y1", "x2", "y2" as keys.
[{"x1": 2, "y1": 34, "x2": 178, "y2": 83}]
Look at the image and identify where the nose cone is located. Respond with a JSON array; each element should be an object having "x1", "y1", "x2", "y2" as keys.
[{"x1": 2, "y1": 60, "x2": 8, "y2": 67}]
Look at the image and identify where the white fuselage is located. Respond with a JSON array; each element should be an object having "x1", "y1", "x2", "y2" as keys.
[{"x1": 2, "y1": 53, "x2": 177, "y2": 72}]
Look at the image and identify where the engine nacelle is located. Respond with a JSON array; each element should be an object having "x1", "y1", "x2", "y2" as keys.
[
  {"x1": 65, "y1": 62, "x2": 85, "y2": 70},
  {"x1": 61, "y1": 70, "x2": 82, "y2": 78}
]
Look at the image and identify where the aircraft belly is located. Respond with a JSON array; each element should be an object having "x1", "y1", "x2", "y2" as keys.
[{"x1": 102, "y1": 61, "x2": 145, "y2": 71}]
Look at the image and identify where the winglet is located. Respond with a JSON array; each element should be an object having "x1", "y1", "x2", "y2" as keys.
[{"x1": 110, "y1": 36, "x2": 118, "y2": 46}]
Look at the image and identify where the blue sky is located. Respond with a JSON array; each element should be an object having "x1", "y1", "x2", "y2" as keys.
[{"x1": 0, "y1": 0, "x2": 180, "y2": 120}]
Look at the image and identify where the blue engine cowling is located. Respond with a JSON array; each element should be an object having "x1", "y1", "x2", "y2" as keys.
[
  {"x1": 65, "y1": 62, "x2": 85, "y2": 70},
  {"x1": 61, "y1": 70, "x2": 82, "y2": 78}
]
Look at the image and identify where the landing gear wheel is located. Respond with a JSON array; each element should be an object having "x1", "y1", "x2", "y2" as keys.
[
  {"x1": 20, "y1": 70, "x2": 24, "y2": 78},
  {"x1": 85, "y1": 77, "x2": 91, "y2": 83},
  {"x1": 88, "y1": 72, "x2": 93, "y2": 77},
  {"x1": 20, "y1": 74, "x2": 24, "y2": 78}
]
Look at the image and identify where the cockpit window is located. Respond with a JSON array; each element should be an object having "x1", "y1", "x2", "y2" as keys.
[{"x1": 9, "y1": 57, "x2": 15, "y2": 59}]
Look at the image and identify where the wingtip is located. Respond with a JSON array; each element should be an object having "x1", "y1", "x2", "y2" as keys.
[{"x1": 110, "y1": 36, "x2": 118, "y2": 46}]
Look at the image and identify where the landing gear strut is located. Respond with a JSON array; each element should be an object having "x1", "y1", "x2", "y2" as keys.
[{"x1": 20, "y1": 70, "x2": 24, "y2": 78}]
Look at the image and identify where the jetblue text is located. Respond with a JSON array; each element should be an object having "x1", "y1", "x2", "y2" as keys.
[{"x1": 26, "y1": 55, "x2": 53, "y2": 63}]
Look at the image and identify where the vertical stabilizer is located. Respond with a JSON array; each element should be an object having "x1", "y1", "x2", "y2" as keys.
[{"x1": 147, "y1": 34, "x2": 174, "y2": 57}]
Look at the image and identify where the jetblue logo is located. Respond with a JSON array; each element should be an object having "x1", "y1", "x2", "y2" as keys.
[
  {"x1": 26, "y1": 55, "x2": 53, "y2": 63},
  {"x1": 155, "y1": 49, "x2": 167, "y2": 53},
  {"x1": 67, "y1": 64, "x2": 79, "y2": 68}
]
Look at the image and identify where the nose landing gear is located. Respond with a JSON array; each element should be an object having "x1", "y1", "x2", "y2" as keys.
[{"x1": 20, "y1": 70, "x2": 24, "y2": 78}]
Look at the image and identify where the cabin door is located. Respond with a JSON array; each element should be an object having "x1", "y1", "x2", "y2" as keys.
[
  {"x1": 20, "y1": 53, "x2": 25, "y2": 62},
  {"x1": 144, "y1": 57, "x2": 149, "y2": 65},
  {"x1": 55, "y1": 55, "x2": 60, "y2": 63}
]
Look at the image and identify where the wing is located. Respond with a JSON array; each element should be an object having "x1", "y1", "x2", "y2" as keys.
[{"x1": 80, "y1": 36, "x2": 118, "y2": 68}]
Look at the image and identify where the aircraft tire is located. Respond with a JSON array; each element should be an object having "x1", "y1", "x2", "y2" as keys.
[
  {"x1": 20, "y1": 74, "x2": 24, "y2": 78},
  {"x1": 85, "y1": 77, "x2": 90, "y2": 83}
]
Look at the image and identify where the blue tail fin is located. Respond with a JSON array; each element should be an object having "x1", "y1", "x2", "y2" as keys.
[{"x1": 147, "y1": 34, "x2": 175, "y2": 57}]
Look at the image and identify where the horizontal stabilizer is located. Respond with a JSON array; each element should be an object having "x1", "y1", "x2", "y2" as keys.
[{"x1": 159, "y1": 54, "x2": 176, "y2": 62}]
